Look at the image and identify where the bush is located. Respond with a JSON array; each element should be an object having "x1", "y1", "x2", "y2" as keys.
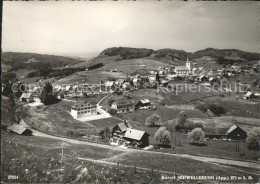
[
  {"x1": 246, "y1": 130, "x2": 260, "y2": 150},
  {"x1": 195, "y1": 103, "x2": 226, "y2": 116},
  {"x1": 154, "y1": 127, "x2": 171, "y2": 145},
  {"x1": 187, "y1": 128, "x2": 206, "y2": 145}
]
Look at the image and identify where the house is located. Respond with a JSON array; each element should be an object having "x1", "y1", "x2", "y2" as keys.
[
  {"x1": 243, "y1": 91, "x2": 255, "y2": 100},
  {"x1": 198, "y1": 75, "x2": 208, "y2": 82},
  {"x1": 105, "y1": 81, "x2": 116, "y2": 92},
  {"x1": 209, "y1": 77, "x2": 218, "y2": 84},
  {"x1": 204, "y1": 124, "x2": 247, "y2": 140},
  {"x1": 20, "y1": 93, "x2": 34, "y2": 102},
  {"x1": 7, "y1": 123, "x2": 32, "y2": 135},
  {"x1": 123, "y1": 128, "x2": 150, "y2": 147},
  {"x1": 111, "y1": 121, "x2": 133, "y2": 140},
  {"x1": 140, "y1": 65, "x2": 146, "y2": 69},
  {"x1": 148, "y1": 76, "x2": 156, "y2": 83},
  {"x1": 135, "y1": 99, "x2": 151, "y2": 109},
  {"x1": 192, "y1": 68, "x2": 199, "y2": 75},
  {"x1": 111, "y1": 100, "x2": 135, "y2": 113},
  {"x1": 71, "y1": 101, "x2": 97, "y2": 118},
  {"x1": 122, "y1": 82, "x2": 131, "y2": 90},
  {"x1": 231, "y1": 65, "x2": 242, "y2": 72}
]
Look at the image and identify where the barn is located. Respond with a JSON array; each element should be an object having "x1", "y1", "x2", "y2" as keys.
[
  {"x1": 7, "y1": 123, "x2": 32, "y2": 136},
  {"x1": 135, "y1": 99, "x2": 151, "y2": 109},
  {"x1": 204, "y1": 124, "x2": 247, "y2": 140}
]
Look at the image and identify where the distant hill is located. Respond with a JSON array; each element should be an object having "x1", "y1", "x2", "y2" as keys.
[
  {"x1": 99, "y1": 47, "x2": 154, "y2": 59},
  {"x1": 98, "y1": 47, "x2": 260, "y2": 63},
  {"x1": 153, "y1": 48, "x2": 191, "y2": 61},
  {"x1": 2, "y1": 52, "x2": 85, "y2": 71},
  {"x1": 190, "y1": 48, "x2": 260, "y2": 61}
]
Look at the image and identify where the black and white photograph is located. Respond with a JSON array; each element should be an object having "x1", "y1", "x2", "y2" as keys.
[{"x1": 1, "y1": 1, "x2": 260, "y2": 183}]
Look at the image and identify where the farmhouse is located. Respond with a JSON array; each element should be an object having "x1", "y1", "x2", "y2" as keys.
[
  {"x1": 204, "y1": 124, "x2": 247, "y2": 140},
  {"x1": 7, "y1": 123, "x2": 32, "y2": 136},
  {"x1": 20, "y1": 93, "x2": 34, "y2": 102},
  {"x1": 71, "y1": 101, "x2": 97, "y2": 118},
  {"x1": 123, "y1": 128, "x2": 150, "y2": 147},
  {"x1": 111, "y1": 100, "x2": 135, "y2": 113},
  {"x1": 135, "y1": 99, "x2": 151, "y2": 109},
  {"x1": 112, "y1": 121, "x2": 133, "y2": 140}
]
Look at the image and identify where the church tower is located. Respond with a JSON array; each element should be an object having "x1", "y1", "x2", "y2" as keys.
[{"x1": 186, "y1": 57, "x2": 191, "y2": 72}]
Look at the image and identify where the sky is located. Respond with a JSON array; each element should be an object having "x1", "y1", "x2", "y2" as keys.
[{"x1": 2, "y1": 1, "x2": 259, "y2": 56}]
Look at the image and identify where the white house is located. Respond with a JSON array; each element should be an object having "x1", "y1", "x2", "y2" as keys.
[
  {"x1": 111, "y1": 100, "x2": 135, "y2": 113},
  {"x1": 71, "y1": 101, "x2": 97, "y2": 118},
  {"x1": 20, "y1": 93, "x2": 34, "y2": 103}
]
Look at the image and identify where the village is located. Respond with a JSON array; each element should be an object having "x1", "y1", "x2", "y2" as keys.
[
  {"x1": 2, "y1": 1, "x2": 260, "y2": 183},
  {"x1": 5, "y1": 56, "x2": 260, "y2": 152}
]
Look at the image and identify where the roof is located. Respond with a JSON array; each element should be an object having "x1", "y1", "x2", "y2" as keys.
[
  {"x1": 117, "y1": 122, "x2": 133, "y2": 132},
  {"x1": 105, "y1": 81, "x2": 115, "y2": 87},
  {"x1": 117, "y1": 79, "x2": 125, "y2": 84},
  {"x1": 209, "y1": 77, "x2": 216, "y2": 81},
  {"x1": 140, "y1": 99, "x2": 151, "y2": 104},
  {"x1": 7, "y1": 124, "x2": 28, "y2": 135},
  {"x1": 244, "y1": 91, "x2": 253, "y2": 97},
  {"x1": 20, "y1": 93, "x2": 32, "y2": 99},
  {"x1": 123, "y1": 128, "x2": 147, "y2": 141},
  {"x1": 204, "y1": 127, "x2": 229, "y2": 136},
  {"x1": 72, "y1": 101, "x2": 96, "y2": 109},
  {"x1": 175, "y1": 66, "x2": 189, "y2": 71},
  {"x1": 113, "y1": 100, "x2": 135, "y2": 108},
  {"x1": 226, "y1": 124, "x2": 238, "y2": 134},
  {"x1": 254, "y1": 93, "x2": 260, "y2": 97}
]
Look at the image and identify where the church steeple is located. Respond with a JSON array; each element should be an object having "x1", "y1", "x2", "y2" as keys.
[{"x1": 186, "y1": 56, "x2": 191, "y2": 72}]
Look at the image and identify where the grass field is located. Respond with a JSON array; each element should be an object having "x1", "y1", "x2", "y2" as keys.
[{"x1": 2, "y1": 130, "x2": 258, "y2": 183}]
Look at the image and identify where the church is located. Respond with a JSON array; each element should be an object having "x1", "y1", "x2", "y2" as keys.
[{"x1": 173, "y1": 58, "x2": 191, "y2": 75}]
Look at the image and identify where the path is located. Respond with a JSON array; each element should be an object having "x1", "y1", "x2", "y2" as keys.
[{"x1": 31, "y1": 127, "x2": 260, "y2": 172}]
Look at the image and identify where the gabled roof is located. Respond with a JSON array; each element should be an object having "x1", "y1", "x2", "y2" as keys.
[
  {"x1": 244, "y1": 91, "x2": 253, "y2": 97},
  {"x1": 140, "y1": 99, "x2": 151, "y2": 104},
  {"x1": 20, "y1": 93, "x2": 32, "y2": 99},
  {"x1": 204, "y1": 127, "x2": 229, "y2": 135},
  {"x1": 105, "y1": 81, "x2": 115, "y2": 87},
  {"x1": 72, "y1": 101, "x2": 96, "y2": 109},
  {"x1": 117, "y1": 122, "x2": 133, "y2": 132},
  {"x1": 112, "y1": 100, "x2": 135, "y2": 108},
  {"x1": 209, "y1": 77, "x2": 216, "y2": 81},
  {"x1": 7, "y1": 123, "x2": 28, "y2": 135},
  {"x1": 175, "y1": 66, "x2": 189, "y2": 71},
  {"x1": 123, "y1": 128, "x2": 148, "y2": 141}
]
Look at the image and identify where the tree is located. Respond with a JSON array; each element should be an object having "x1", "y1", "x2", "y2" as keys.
[
  {"x1": 165, "y1": 119, "x2": 175, "y2": 132},
  {"x1": 246, "y1": 130, "x2": 259, "y2": 150},
  {"x1": 39, "y1": 82, "x2": 57, "y2": 105},
  {"x1": 154, "y1": 127, "x2": 171, "y2": 145},
  {"x1": 187, "y1": 128, "x2": 205, "y2": 145},
  {"x1": 145, "y1": 113, "x2": 161, "y2": 127},
  {"x1": 177, "y1": 111, "x2": 187, "y2": 127},
  {"x1": 156, "y1": 72, "x2": 160, "y2": 84}
]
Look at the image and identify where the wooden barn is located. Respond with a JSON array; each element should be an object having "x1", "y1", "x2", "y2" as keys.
[
  {"x1": 7, "y1": 123, "x2": 32, "y2": 136},
  {"x1": 135, "y1": 99, "x2": 151, "y2": 109},
  {"x1": 204, "y1": 124, "x2": 247, "y2": 140}
]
